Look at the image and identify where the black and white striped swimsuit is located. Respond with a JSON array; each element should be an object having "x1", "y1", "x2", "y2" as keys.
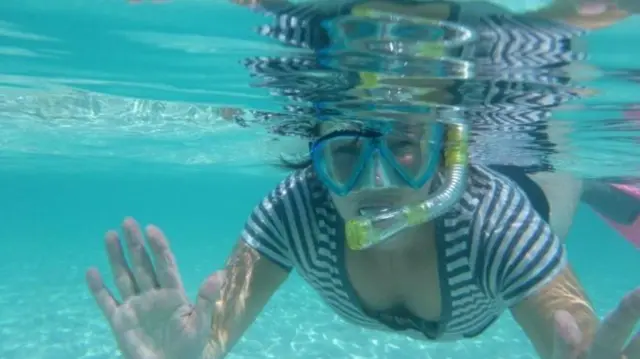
[{"x1": 241, "y1": 164, "x2": 566, "y2": 340}]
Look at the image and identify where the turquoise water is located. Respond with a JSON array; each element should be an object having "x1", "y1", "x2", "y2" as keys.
[
  {"x1": 0, "y1": 1, "x2": 639, "y2": 359},
  {"x1": 0, "y1": 171, "x2": 637, "y2": 359}
]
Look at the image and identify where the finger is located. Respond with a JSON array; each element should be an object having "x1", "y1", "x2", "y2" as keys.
[
  {"x1": 553, "y1": 310, "x2": 583, "y2": 359},
  {"x1": 86, "y1": 267, "x2": 119, "y2": 325},
  {"x1": 145, "y1": 225, "x2": 183, "y2": 291},
  {"x1": 122, "y1": 217, "x2": 159, "y2": 292},
  {"x1": 194, "y1": 271, "x2": 224, "y2": 322},
  {"x1": 624, "y1": 331, "x2": 640, "y2": 359},
  {"x1": 105, "y1": 230, "x2": 138, "y2": 300},
  {"x1": 590, "y1": 288, "x2": 640, "y2": 358}
]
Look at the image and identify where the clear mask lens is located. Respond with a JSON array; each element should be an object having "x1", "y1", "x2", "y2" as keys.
[{"x1": 311, "y1": 124, "x2": 443, "y2": 195}]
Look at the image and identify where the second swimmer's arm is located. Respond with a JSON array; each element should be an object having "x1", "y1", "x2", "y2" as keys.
[{"x1": 204, "y1": 240, "x2": 290, "y2": 359}]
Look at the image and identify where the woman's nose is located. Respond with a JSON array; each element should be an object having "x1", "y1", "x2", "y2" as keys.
[{"x1": 372, "y1": 156, "x2": 390, "y2": 187}]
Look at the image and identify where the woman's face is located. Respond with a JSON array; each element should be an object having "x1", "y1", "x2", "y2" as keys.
[{"x1": 318, "y1": 122, "x2": 437, "y2": 222}]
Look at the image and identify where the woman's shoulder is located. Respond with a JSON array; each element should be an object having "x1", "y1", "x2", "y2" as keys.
[
  {"x1": 466, "y1": 164, "x2": 514, "y2": 193},
  {"x1": 465, "y1": 164, "x2": 534, "y2": 215},
  {"x1": 436, "y1": 164, "x2": 522, "y2": 225},
  {"x1": 465, "y1": 164, "x2": 551, "y2": 243},
  {"x1": 265, "y1": 167, "x2": 328, "y2": 210}
]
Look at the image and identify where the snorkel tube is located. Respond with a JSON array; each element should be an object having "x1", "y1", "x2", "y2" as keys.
[{"x1": 345, "y1": 121, "x2": 469, "y2": 250}]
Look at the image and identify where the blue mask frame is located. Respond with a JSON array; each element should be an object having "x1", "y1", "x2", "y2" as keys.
[{"x1": 310, "y1": 123, "x2": 444, "y2": 195}]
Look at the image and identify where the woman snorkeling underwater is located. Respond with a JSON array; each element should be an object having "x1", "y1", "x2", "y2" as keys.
[{"x1": 87, "y1": 1, "x2": 640, "y2": 359}]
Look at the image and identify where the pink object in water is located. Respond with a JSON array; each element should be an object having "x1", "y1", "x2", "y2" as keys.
[
  {"x1": 577, "y1": 1, "x2": 610, "y2": 15},
  {"x1": 612, "y1": 183, "x2": 640, "y2": 197},
  {"x1": 600, "y1": 184, "x2": 640, "y2": 248},
  {"x1": 623, "y1": 109, "x2": 640, "y2": 120},
  {"x1": 591, "y1": 107, "x2": 640, "y2": 247}
]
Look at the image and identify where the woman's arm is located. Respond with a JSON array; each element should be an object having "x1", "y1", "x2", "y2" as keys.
[
  {"x1": 204, "y1": 240, "x2": 290, "y2": 359},
  {"x1": 477, "y1": 172, "x2": 594, "y2": 359},
  {"x1": 510, "y1": 266, "x2": 598, "y2": 359},
  {"x1": 204, "y1": 173, "x2": 302, "y2": 358}
]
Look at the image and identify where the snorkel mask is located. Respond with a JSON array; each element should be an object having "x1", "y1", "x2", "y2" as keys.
[
  {"x1": 311, "y1": 122, "x2": 445, "y2": 196},
  {"x1": 310, "y1": 119, "x2": 469, "y2": 251}
]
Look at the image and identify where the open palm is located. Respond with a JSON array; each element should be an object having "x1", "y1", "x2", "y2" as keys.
[{"x1": 86, "y1": 218, "x2": 223, "y2": 359}]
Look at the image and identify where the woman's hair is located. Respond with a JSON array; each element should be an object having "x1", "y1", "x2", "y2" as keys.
[
  {"x1": 275, "y1": 123, "x2": 320, "y2": 171},
  {"x1": 277, "y1": 156, "x2": 313, "y2": 170}
]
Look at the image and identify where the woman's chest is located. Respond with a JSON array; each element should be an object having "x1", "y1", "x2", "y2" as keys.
[
  {"x1": 345, "y1": 248, "x2": 443, "y2": 322},
  {"x1": 299, "y1": 194, "x2": 502, "y2": 337}
]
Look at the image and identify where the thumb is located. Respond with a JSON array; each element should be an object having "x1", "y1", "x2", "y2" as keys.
[
  {"x1": 553, "y1": 310, "x2": 584, "y2": 359},
  {"x1": 194, "y1": 270, "x2": 225, "y2": 321}
]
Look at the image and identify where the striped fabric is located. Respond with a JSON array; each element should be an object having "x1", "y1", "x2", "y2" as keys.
[
  {"x1": 254, "y1": 1, "x2": 350, "y2": 49},
  {"x1": 241, "y1": 165, "x2": 567, "y2": 340},
  {"x1": 456, "y1": 6, "x2": 587, "y2": 155}
]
